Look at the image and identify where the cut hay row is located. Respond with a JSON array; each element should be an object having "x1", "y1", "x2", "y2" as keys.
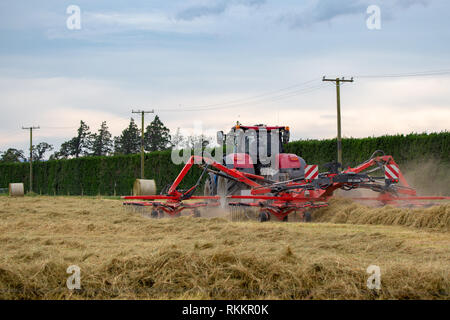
[
  {"x1": 1, "y1": 246, "x2": 448, "y2": 300},
  {"x1": 0, "y1": 196, "x2": 449, "y2": 299},
  {"x1": 313, "y1": 198, "x2": 450, "y2": 231}
]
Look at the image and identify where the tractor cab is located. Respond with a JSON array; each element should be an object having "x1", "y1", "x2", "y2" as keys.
[
  {"x1": 207, "y1": 123, "x2": 306, "y2": 198},
  {"x1": 217, "y1": 123, "x2": 290, "y2": 156},
  {"x1": 216, "y1": 124, "x2": 301, "y2": 176}
]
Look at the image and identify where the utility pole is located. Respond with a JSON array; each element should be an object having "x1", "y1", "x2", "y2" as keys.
[
  {"x1": 22, "y1": 126, "x2": 40, "y2": 193},
  {"x1": 132, "y1": 109, "x2": 154, "y2": 179},
  {"x1": 322, "y1": 76, "x2": 354, "y2": 166}
]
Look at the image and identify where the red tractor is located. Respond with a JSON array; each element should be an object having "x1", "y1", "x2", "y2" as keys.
[
  {"x1": 123, "y1": 123, "x2": 450, "y2": 222},
  {"x1": 204, "y1": 123, "x2": 307, "y2": 202}
]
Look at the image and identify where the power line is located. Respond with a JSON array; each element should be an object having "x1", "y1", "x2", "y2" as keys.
[
  {"x1": 156, "y1": 68, "x2": 450, "y2": 113},
  {"x1": 157, "y1": 79, "x2": 323, "y2": 112},
  {"x1": 157, "y1": 78, "x2": 318, "y2": 111},
  {"x1": 39, "y1": 126, "x2": 78, "y2": 130},
  {"x1": 198, "y1": 83, "x2": 324, "y2": 110},
  {"x1": 165, "y1": 86, "x2": 324, "y2": 112},
  {"x1": 356, "y1": 68, "x2": 450, "y2": 79},
  {"x1": 256, "y1": 84, "x2": 325, "y2": 104}
]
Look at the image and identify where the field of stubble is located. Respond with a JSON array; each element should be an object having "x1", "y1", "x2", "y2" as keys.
[{"x1": 0, "y1": 196, "x2": 449, "y2": 300}]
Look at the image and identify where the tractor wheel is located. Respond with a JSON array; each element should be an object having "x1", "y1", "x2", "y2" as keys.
[
  {"x1": 217, "y1": 176, "x2": 228, "y2": 208},
  {"x1": 204, "y1": 175, "x2": 214, "y2": 197},
  {"x1": 217, "y1": 176, "x2": 245, "y2": 195},
  {"x1": 259, "y1": 211, "x2": 270, "y2": 222},
  {"x1": 217, "y1": 176, "x2": 246, "y2": 208}
]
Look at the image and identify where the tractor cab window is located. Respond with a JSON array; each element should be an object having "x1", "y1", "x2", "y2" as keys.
[
  {"x1": 245, "y1": 134, "x2": 257, "y2": 159},
  {"x1": 260, "y1": 129, "x2": 283, "y2": 157},
  {"x1": 227, "y1": 127, "x2": 283, "y2": 157},
  {"x1": 234, "y1": 129, "x2": 257, "y2": 155}
]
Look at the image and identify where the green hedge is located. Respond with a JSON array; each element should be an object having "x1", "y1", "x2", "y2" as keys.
[
  {"x1": 284, "y1": 132, "x2": 449, "y2": 167},
  {"x1": 0, "y1": 132, "x2": 448, "y2": 196},
  {"x1": 0, "y1": 151, "x2": 203, "y2": 196}
]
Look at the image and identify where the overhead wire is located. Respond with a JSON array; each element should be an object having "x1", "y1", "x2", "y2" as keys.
[
  {"x1": 355, "y1": 68, "x2": 450, "y2": 79},
  {"x1": 156, "y1": 78, "x2": 325, "y2": 112}
]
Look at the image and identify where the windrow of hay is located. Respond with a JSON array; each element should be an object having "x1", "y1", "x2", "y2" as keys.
[
  {"x1": 0, "y1": 247, "x2": 448, "y2": 300},
  {"x1": 312, "y1": 198, "x2": 450, "y2": 231},
  {"x1": 0, "y1": 196, "x2": 449, "y2": 299}
]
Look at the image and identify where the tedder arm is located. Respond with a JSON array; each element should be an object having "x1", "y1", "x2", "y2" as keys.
[
  {"x1": 123, "y1": 152, "x2": 450, "y2": 220},
  {"x1": 123, "y1": 155, "x2": 264, "y2": 216}
]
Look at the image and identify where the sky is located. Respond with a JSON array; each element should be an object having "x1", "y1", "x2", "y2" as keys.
[{"x1": 0, "y1": 0, "x2": 449, "y2": 155}]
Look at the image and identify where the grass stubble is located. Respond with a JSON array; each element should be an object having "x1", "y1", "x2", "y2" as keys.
[{"x1": 0, "y1": 196, "x2": 448, "y2": 300}]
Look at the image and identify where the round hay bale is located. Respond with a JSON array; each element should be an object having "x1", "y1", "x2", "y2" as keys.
[
  {"x1": 133, "y1": 179, "x2": 156, "y2": 196},
  {"x1": 9, "y1": 183, "x2": 24, "y2": 197}
]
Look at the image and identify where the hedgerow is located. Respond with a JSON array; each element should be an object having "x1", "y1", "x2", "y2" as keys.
[{"x1": 0, "y1": 132, "x2": 448, "y2": 196}]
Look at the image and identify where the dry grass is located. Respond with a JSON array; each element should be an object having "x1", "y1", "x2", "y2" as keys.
[
  {"x1": 0, "y1": 196, "x2": 449, "y2": 300},
  {"x1": 313, "y1": 197, "x2": 450, "y2": 231}
]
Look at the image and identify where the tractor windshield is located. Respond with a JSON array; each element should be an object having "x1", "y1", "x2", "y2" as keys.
[{"x1": 229, "y1": 128, "x2": 283, "y2": 158}]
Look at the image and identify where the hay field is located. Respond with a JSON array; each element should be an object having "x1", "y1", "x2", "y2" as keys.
[{"x1": 0, "y1": 196, "x2": 449, "y2": 300}]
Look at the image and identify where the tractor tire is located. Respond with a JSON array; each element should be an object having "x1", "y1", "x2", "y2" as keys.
[
  {"x1": 227, "y1": 180, "x2": 245, "y2": 196},
  {"x1": 217, "y1": 176, "x2": 244, "y2": 195},
  {"x1": 204, "y1": 175, "x2": 214, "y2": 197},
  {"x1": 217, "y1": 176, "x2": 246, "y2": 208},
  {"x1": 216, "y1": 176, "x2": 227, "y2": 208}
]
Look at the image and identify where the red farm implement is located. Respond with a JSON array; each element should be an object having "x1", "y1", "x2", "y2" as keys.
[{"x1": 123, "y1": 124, "x2": 450, "y2": 222}]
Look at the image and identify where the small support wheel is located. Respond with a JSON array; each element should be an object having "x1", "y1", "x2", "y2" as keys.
[
  {"x1": 193, "y1": 209, "x2": 201, "y2": 218},
  {"x1": 151, "y1": 210, "x2": 159, "y2": 219},
  {"x1": 259, "y1": 211, "x2": 270, "y2": 222},
  {"x1": 282, "y1": 215, "x2": 288, "y2": 222},
  {"x1": 303, "y1": 211, "x2": 312, "y2": 222}
]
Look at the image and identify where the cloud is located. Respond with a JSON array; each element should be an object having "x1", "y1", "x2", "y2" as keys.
[
  {"x1": 1, "y1": 74, "x2": 449, "y2": 153},
  {"x1": 396, "y1": 0, "x2": 431, "y2": 9},
  {"x1": 0, "y1": 76, "x2": 132, "y2": 151},
  {"x1": 313, "y1": 0, "x2": 366, "y2": 23},
  {"x1": 176, "y1": 2, "x2": 228, "y2": 21},
  {"x1": 42, "y1": 0, "x2": 269, "y2": 42},
  {"x1": 281, "y1": 0, "x2": 431, "y2": 29},
  {"x1": 175, "y1": 0, "x2": 265, "y2": 21},
  {"x1": 48, "y1": 11, "x2": 214, "y2": 39}
]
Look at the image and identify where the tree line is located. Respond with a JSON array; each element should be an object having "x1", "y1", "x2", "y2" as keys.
[
  {"x1": 0, "y1": 116, "x2": 212, "y2": 163},
  {"x1": 1, "y1": 132, "x2": 447, "y2": 196}
]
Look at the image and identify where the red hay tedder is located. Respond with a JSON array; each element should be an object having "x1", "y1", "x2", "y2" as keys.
[{"x1": 123, "y1": 124, "x2": 450, "y2": 222}]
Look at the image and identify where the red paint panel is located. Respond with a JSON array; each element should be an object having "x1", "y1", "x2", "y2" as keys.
[
  {"x1": 225, "y1": 153, "x2": 254, "y2": 169},
  {"x1": 277, "y1": 154, "x2": 301, "y2": 169}
]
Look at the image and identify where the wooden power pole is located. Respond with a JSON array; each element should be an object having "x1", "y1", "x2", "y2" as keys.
[
  {"x1": 132, "y1": 109, "x2": 154, "y2": 179},
  {"x1": 22, "y1": 126, "x2": 40, "y2": 193},
  {"x1": 322, "y1": 77, "x2": 354, "y2": 166}
]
